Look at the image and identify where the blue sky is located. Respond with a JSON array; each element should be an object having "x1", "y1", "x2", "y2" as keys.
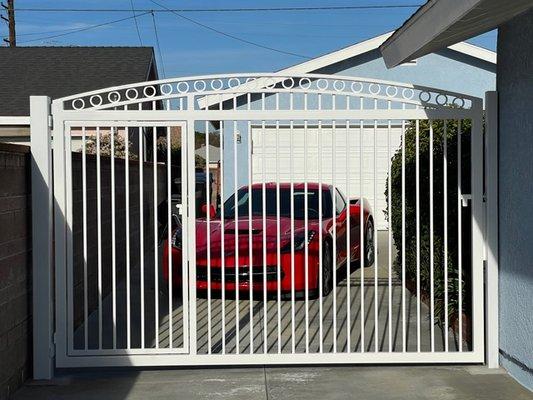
[{"x1": 4, "y1": 0, "x2": 497, "y2": 77}]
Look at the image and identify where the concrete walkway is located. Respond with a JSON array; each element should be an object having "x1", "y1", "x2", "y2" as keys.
[{"x1": 15, "y1": 366, "x2": 532, "y2": 400}]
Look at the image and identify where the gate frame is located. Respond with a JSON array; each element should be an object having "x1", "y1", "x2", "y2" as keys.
[{"x1": 29, "y1": 74, "x2": 496, "y2": 374}]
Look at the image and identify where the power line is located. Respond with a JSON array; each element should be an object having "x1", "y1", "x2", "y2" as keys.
[
  {"x1": 130, "y1": 0, "x2": 143, "y2": 45},
  {"x1": 149, "y1": 0, "x2": 311, "y2": 59},
  {"x1": 150, "y1": 11, "x2": 165, "y2": 78},
  {"x1": 13, "y1": 5, "x2": 422, "y2": 13},
  {"x1": 18, "y1": 12, "x2": 151, "y2": 44}
]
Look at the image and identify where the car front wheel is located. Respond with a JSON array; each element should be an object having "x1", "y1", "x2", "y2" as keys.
[{"x1": 364, "y1": 219, "x2": 375, "y2": 267}]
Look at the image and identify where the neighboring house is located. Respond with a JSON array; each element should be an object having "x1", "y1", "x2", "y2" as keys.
[
  {"x1": 0, "y1": 47, "x2": 158, "y2": 148},
  {"x1": 219, "y1": 32, "x2": 496, "y2": 228},
  {"x1": 380, "y1": 1, "x2": 533, "y2": 391}
]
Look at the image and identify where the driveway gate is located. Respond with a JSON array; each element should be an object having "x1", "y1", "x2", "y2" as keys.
[{"x1": 46, "y1": 74, "x2": 485, "y2": 367}]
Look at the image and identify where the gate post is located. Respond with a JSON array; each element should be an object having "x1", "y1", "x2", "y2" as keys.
[
  {"x1": 485, "y1": 91, "x2": 499, "y2": 368},
  {"x1": 30, "y1": 96, "x2": 54, "y2": 379}
]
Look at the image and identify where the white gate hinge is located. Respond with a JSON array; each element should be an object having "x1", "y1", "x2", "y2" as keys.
[
  {"x1": 461, "y1": 194, "x2": 471, "y2": 207},
  {"x1": 48, "y1": 115, "x2": 53, "y2": 129}
]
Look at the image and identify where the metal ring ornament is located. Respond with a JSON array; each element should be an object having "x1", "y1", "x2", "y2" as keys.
[
  {"x1": 245, "y1": 77, "x2": 257, "y2": 90},
  {"x1": 333, "y1": 80, "x2": 345, "y2": 92},
  {"x1": 369, "y1": 83, "x2": 381, "y2": 95},
  {"x1": 126, "y1": 88, "x2": 139, "y2": 100},
  {"x1": 419, "y1": 91, "x2": 431, "y2": 103},
  {"x1": 452, "y1": 97, "x2": 466, "y2": 108},
  {"x1": 108, "y1": 91, "x2": 121, "y2": 103},
  {"x1": 282, "y1": 77, "x2": 295, "y2": 90},
  {"x1": 436, "y1": 93, "x2": 448, "y2": 106},
  {"x1": 299, "y1": 77, "x2": 312, "y2": 90},
  {"x1": 176, "y1": 81, "x2": 190, "y2": 94},
  {"x1": 72, "y1": 98, "x2": 85, "y2": 110},
  {"x1": 402, "y1": 88, "x2": 415, "y2": 100},
  {"x1": 143, "y1": 85, "x2": 157, "y2": 98},
  {"x1": 316, "y1": 78, "x2": 329, "y2": 91},
  {"x1": 265, "y1": 77, "x2": 277, "y2": 89},
  {"x1": 210, "y1": 79, "x2": 224, "y2": 91},
  {"x1": 89, "y1": 95, "x2": 103, "y2": 107},
  {"x1": 351, "y1": 81, "x2": 363, "y2": 93},
  {"x1": 228, "y1": 77, "x2": 241, "y2": 89},
  {"x1": 193, "y1": 80, "x2": 207, "y2": 92},
  {"x1": 160, "y1": 83, "x2": 174, "y2": 96},
  {"x1": 385, "y1": 86, "x2": 398, "y2": 98}
]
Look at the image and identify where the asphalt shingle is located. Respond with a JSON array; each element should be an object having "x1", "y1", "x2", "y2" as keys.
[{"x1": 0, "y1": 46, "x2": 157, "y2": 116}]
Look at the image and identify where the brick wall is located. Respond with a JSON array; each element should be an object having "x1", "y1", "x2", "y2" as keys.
[
  {"x1": 0, "y1": 144, "x2": 32, "y2": 400},
  {"x1": 71, "y1": 153, "x2": 168, "y2": 337}
]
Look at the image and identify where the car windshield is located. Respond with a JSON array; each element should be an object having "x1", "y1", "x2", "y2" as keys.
[{"x1": 219, "y1": 187, "x2": 334, "y2": 220}]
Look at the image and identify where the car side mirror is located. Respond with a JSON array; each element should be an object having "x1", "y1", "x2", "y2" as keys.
[{"x1": 201, "y1": 204, "x2": 216, "y2": 218}]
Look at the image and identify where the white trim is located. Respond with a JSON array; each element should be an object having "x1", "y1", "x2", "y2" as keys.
[
  {"x1": 56, "y1": 351, "x2": 485, "y2": 368},
  {"x1": 0, "y1": 116, "x2": 30, "y2": 125},
  {"x1": 485, "y1": 91, "x2": 499, "y2": 368},
  {"x1": 30, "y1": 97, "x2": 54, "y2": 380},
  {"x1": 200, "y1": 32, "x2": 495, "y2": 108}
]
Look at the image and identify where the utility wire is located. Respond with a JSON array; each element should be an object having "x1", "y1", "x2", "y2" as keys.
[
  {"x1": 13, "y1": 5, "x2": 422, "y2": 13},
  {"x1": 130, "y1": 0, "x2": 143, "y2": 45},
  {"x1": 18, "y1": 12, "x2": 151, "y2": 44},
  {"x1": 149, "y1": 0, "x2": 311, "y2": 59},
  {"x1": 151, "y1": 11, "x2": 165, "y2": 78}
]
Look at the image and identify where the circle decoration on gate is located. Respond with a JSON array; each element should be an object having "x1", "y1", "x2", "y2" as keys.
[{"x1": 60, "y1": 73, "x2": 477, "y2": 111}]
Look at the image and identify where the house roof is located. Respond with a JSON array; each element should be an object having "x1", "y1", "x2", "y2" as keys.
[
  {"x1": 201, "y1": 31, "x2": 496, "y2": 108},
  {"x1": 380, "y1": 0, "x2": 532, "y2": 68},
  {"x1": 195, "y1": 144, "x2": 221, "y2": 163},
  {"x1": 0, "y1": 46, "x2": 157, "y2": 116}
]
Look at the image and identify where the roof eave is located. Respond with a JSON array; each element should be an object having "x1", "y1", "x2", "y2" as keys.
[{"x1": 380, "y1": 0, "x2": 533, "y2": 68}]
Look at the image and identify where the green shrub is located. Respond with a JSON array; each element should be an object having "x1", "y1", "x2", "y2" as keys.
[{"x1": 385, "y1": 119, "x2": 472, "y2": 327}]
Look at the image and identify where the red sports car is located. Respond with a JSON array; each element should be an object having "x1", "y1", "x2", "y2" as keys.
[{"x1": 162, "y1": 183, "x2": 374, "y2": 298}]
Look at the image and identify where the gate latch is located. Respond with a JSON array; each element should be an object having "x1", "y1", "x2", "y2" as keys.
[
  {"x1": 175, "y1": 204, "x2": 183, "y2": 215},
  {"x1": 461, "y1": 194, "x2": 471, "y2": 207}
]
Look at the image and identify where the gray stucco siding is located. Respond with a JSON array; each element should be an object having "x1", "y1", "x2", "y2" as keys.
[{"x1": 497, "y1": 8, "x2": 533, "y2": 391}]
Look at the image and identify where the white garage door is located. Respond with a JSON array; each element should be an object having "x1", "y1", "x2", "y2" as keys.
[{"x1": 252, "y1": 124, "x2": 402, "y2": 229}]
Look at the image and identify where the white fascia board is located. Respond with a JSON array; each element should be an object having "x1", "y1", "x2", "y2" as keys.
[
  {"x1": 0, "y1": 116, "x2": 31, "y2": 125},
  {"x1": 448, "y1": 42, "x2": 497, "y2": 64}
]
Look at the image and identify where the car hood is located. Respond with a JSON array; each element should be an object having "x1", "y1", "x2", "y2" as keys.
[{"x1": 193, "y1": 216, "x2": 323, "y2": 261}]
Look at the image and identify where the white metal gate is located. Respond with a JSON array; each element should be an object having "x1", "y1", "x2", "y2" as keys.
[{"x1": 49, "y1": 73, "x2": 485, "y2": 367}]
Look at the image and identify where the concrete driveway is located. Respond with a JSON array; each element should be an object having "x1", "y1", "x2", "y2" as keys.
[{"x1": 15, "y1": 366, "x2": 532, "y2": 400}]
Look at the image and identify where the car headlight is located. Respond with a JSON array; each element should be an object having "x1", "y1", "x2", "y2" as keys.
[
  {"x1": 280, "y1": 230, "x2": 316, "y2": 253},
  {"x1": 171, "y1": 228, "x2": 182, "y2": 249}
]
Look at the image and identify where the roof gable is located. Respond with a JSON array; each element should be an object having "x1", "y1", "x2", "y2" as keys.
[
  {"x1": 279, "y1": 31, "x2": 495, "y2": 76},
  {"x1": 201, "y1": 32, "x2": 495, "y2": 108},
  {"x1": 0, "y1": 47, "x2": 157, "y2": 116}
]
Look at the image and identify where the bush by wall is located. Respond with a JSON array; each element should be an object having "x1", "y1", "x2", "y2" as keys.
[{"x1": 386, "y1": 119, "x2": 472, "y2": 331}]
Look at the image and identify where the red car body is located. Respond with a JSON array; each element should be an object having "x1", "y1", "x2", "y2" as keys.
[{"x1": 163, "y1": 183, "x2": 373, "y2": 297}]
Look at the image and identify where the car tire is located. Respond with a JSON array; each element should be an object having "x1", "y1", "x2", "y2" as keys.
[
  {"x1": 364, "y1": 219, "x2": 375, "y2": 268},
  {"x1": 322, "y1": 240, "x2": 334, "y2": 297}
]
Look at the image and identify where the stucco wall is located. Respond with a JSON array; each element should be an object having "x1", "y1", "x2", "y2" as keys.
[{"x1": 497, "y1": 9, "x2": 533, "y2": 391}]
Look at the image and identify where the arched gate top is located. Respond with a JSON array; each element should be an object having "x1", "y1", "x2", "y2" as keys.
[{"x1": 53, "y1": 73, "x2": 482, "y2": 112}]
